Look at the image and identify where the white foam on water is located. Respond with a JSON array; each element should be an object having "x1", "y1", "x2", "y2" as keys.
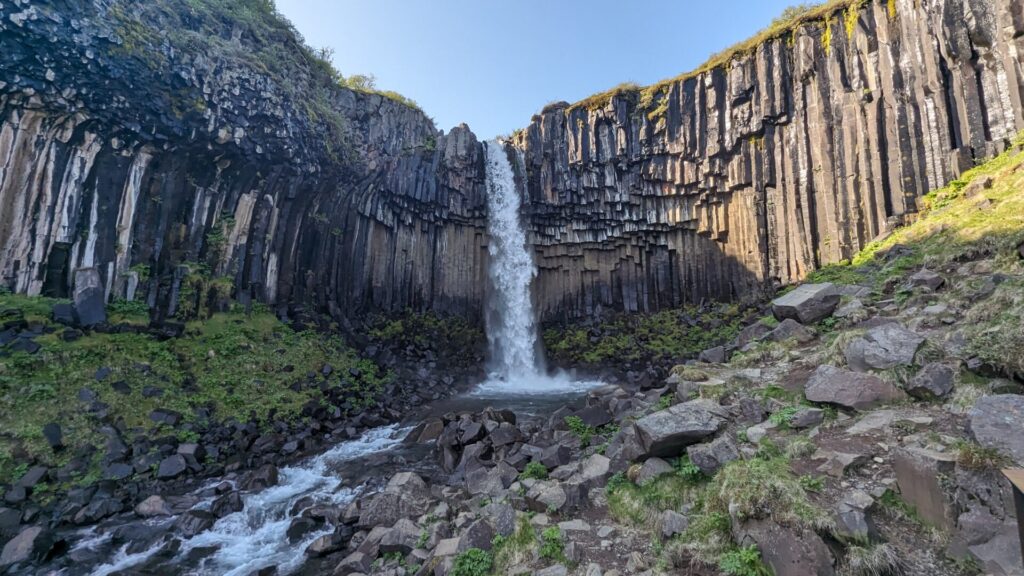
[
  {"x1": 472, "y1": 371, "x2": 603, "y2": 397},
  {"x1": 91, "y1": 543, "x2": 164, "y2": 576},
  {"x1": 85, "y1": 424, "x2": 407, "y2": 576},
  {"x1": 180, "y1": 423, "x2": 407, "y2": 576}
]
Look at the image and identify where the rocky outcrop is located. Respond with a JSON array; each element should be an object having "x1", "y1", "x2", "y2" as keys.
[
  {"x1": 0, "y1": 0, "x2": 487, "y2": 322},
  {"x1": 512, "y1": 0, "x2": 1024, "y2": 320}
]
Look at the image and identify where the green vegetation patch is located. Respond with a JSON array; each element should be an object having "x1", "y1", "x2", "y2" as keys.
[
  {"x1": 449, "y1": 548, "x2": 493, "y2": 576},
  {"x1": 805, "y1": 135, "x2": 1024, "y2": 375},
  {"x1": 543, "y1": 304, "x2": 747, "y2": 366},
  {"x1": 669, "y1": 457, "x2": 830, "y2": 568},
  {"x1": 367, "y1": 310, "x2": 484, "y2": 367},
  {"x1": 0, "y1": 294, "x2": 388, "y2": 485}
]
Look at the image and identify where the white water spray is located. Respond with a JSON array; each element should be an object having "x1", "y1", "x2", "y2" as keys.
[
  {"x1": 483, "y1": 139, "x2": 541, "y2": 379},
  {"x1": 87, "y1": 425, "x2": 409, "y2": 576},
  {"x1": 477, "y1": 140, "x2": 598, "y2": 395}
]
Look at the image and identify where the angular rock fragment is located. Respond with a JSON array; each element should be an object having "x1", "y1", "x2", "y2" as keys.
[
  {"x1": 905, "y1": 362, "x2": 955, "y2": 400},
  {"x1": 634, "y1": 400, "x2": 726, "y2": 458},
  {"x1": 771, "y1": 283, "x2": 841, "y2": 325},
  {"x1": 968, "y1": 394, "x2": 1024, "y2": 465},
  {"x1": 843, "y1": 323, "x2": 925, "y2": 372},
  {"x1": 804, "y1": 365, "x2": 905, "y2": 411}
]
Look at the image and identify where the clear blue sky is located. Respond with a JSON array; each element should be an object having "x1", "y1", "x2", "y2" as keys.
[{"x1": 276, "y1": 0, "x2": 797, "y2": 139}]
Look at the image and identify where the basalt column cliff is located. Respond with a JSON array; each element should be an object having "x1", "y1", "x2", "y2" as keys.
[
  {"x1": 1, "y1": 0, "x2": 1023, "y2": 325},
  {"x1": 0, "y1": 0, "x2": 488, "y2": 322},
  {"x1": 512, "y1": 0, "x2": 1024, "y2": 321}
]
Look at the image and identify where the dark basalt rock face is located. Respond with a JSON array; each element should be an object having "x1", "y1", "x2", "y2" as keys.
[
  {"x1": 0, "y1": 0, "x2": 1022, "y2": 325},
  {"x1": 510, "y1": 0, "x2": 1024, "y2": 320},
  {"x1": 0, "y1": 0, "x2": 488, "y2": 323}
]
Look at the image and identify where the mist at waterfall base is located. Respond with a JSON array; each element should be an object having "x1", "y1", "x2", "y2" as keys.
[{"x1": 473, "y1": 139, "x2": 601, "y2": 397}]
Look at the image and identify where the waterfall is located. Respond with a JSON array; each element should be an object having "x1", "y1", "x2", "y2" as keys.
[
  {"x1": 477, "y1": 141, "x2": 599, "y2": 396},
  {"x1": 483, "y1": 139, "x2": 542, "y2": 380}
]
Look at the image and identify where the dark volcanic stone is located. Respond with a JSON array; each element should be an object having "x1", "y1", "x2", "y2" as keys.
[
  {"x1": 149, "y1": 409, "x2": 182, "y2": 426},
  {"x1": 42, "y1": 423, "x2": 63, "y2": 451},
  {"x1": 242, "y1": 464, "x2": 279, "y2": 491},
  {"x1": 72, "y1": 268, "x2": 107, "y2": 327},
  {"x1": 52, "y1": 303, "x2": 75, "y2": 325},
  {"x1": 175, "y1": 510, "x2": 217, "y2": 538},
  {"x1": 9, "y1": 339, "x2": 41, "y2": 354},
  {"x1": 104, "y1": 463, "x2": 134, "y2": 481},
  {"x1": 210, "y1": 492, "x2": 244, "y2": 518},
  {"x1": 157, "y1": 455, "x2": 187, "y2": 479},
  {"x1": 286, "y1": 517, "x2": 318, "y2": 543}
]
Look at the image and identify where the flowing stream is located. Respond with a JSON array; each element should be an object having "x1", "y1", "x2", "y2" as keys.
[{"x1": 52, "y1": 139, "x2": 601, "y2": 575}]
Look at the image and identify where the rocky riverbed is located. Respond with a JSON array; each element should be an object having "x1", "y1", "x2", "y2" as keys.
[{"x1": 7, "y1": 244, "x2": 1024, "y2": 575}]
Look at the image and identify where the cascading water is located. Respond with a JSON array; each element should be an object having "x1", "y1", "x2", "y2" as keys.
[
  {"x1": 482, "y1": 139, "x2": 542, "y2": 380},
  {"x1": 477, "y1": 140, "x2": 598, "y2": 395}
]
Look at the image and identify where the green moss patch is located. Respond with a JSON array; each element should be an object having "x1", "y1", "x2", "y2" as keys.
[
  {"x1": 0, "y1": 294, "x2": 388, "y2": 485},
  {"x1": 543, "y1": 304, "x2": 748, "y2": 366}
]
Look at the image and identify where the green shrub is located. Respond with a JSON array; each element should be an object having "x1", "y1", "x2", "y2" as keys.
[
  {"x1": 519, "y1": 461, "x2": 549, "y2": 481},
  {"x1": 675, "y1": 455, "x2": 703, "y2": 483},
  {"x1": 449, "y1": 548, "x2": 493, "y2": 576},
  {"x1": 564, "y1": 415, "x2": 594, "y2": 446},
  {"x1": 719, "y1": 545, "x2": 771, "y2": 576},
  {"x1": 539, "y1": 527, "x2": 565, "y2": 562},
  {"x1": 769, "y1": 405, "x2": 801, "y2": 428}
]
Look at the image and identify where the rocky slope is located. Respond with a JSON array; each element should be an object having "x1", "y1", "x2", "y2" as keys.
[
  {"x1": 0, "y1": 0, "x2": 488, "y2": 323},
  {"x1": 7, "y1": 142, "x2": 1017, "y2": 575},
  {"x1": 512, "y1": 0, "x2": 1024, "y2": 320}
]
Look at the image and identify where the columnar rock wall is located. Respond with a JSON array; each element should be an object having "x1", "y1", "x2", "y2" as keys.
[
  {"x1": 1, "y1": 0, "x2": 1023, "y2": 325},
  {"x1": 0, "y1": 0, "x2": 489, "y2": 321},
  {"x1": 513, "y1": 0, "x2": 1024, "y2": 320}
]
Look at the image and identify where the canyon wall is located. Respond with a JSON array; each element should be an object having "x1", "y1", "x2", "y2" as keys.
[
  {"x1": 0, "y1": 0, "x2": 489, "y2": 322},
  {"x1": 1, "y1": 0, "x2": 1023, "y2": 325},
  {"x1": 512, "y1": 0, "x2": 1024, "y2": 320}
]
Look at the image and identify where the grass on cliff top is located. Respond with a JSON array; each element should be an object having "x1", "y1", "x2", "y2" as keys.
[
  {"x1": 568, "y1": 0, "x2": 872, "y2": 114},
  {"x1": 0, "y1": 296, "x2": 387, "y2": 485},
  {"x1": 543, "y1": 304, "x2": 747, "y2": 366}
]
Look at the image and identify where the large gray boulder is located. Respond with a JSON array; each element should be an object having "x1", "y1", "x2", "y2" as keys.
[
  {"x1": 771, "y1": 283, "x2": 841, "y2": 325},
  {"x1": 804, "y1": 365, "x2": 905, "y2": 411},
  {"x1": 968, "y1": 394, "x2": 1024, "y2": 465},
  {"x1": 634, "y1": 400, "x2": 726, "y2": 458},
  {"x1": 893, "y1": 446, "x2": 958, "y2": 531},
  {"x1": 524, "y1": 480, "x2": 567, "y2": 513},
  {"x1": 734, "y1": 519, "x2": 835, "y2": 576},
  {"x1": 834, "y1": 490, "x2": 877, "y2": 542},
  {"x1": 72, "y1": 267, "x2": 106, "y2": 327},
  {"x1": 843, "y1": 323, "x2": 925, "y2": 372},
  {"x1": 357, "y1": 472, "x2": 432, "y2": 529},
  {"x1": 766, "y1": 319, "x2": 817, "y2": 343},
  {"x1": 0, "y1": 526, "x2": 64, "y2": 568}
]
